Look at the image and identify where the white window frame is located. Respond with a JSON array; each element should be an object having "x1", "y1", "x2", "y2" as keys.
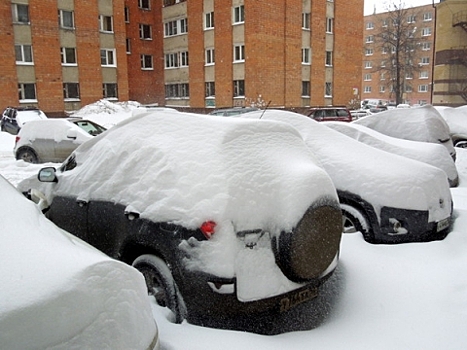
[
  {"x1": 325, "y1": 82, "x2": 333, "y2": 97},
  {"x1": 103, "y1": 83, "x2": 118, "y2": 100},
  {"x1": 205, "y1": 81, "x2": 215, "y2": 97},
  {"x1": 423, "y1": 13, "x2": 432, "y2": 21},
  {"x1": 407, "y1": 15, "x2": 416, "y2": 23},
  {"x1": 325, "y1": 51, "x2": 333, "y2": 66},
  {"x1": 302, "y1": 81, "x2": 310, "y2": 97},
  {"x1": 418, "y1": 84, "x2": 429, "y2": 92},
  {"x1": 233, "y1": 5, "x2": 245, "y2": 24},
  {"x1": 63, "y1": 82, "x2": 80, "y2": 100},
  {"x1": 366, "y1": 35, "x2": 374, "y2": 43},
  {"x1": 364, "y1": 73, "x2": 372, "y2": 81},
  {"x1": 59, "y1": 10, "x2": 75, "y2": 29},
  {"x1": 100, "y1": 49, "x2": 116, "y2": 67},
  {"x1": 140, "y1": 55, "x2": 153, "y2": 70},
  {"x1": 165, "y1": 52, "x2": 179, "y2": 68},
  {"x1": 419, "y1": 70, "x2": 429, "y2": 79},
  {"x1": 180, "y1": 51, "x2": 189, "y2": 67},
  {"x1": 366, "y1": 22, "x2": 374, "y2": 30},
  {"x1": 205, "y1": 48, "x2": 215, "y2": 65},
  {"x1": 302, "y1": 13, "x2": 310, "y2": 30},
  {"x1": 138, "y1": 0, "x2": 150, "y2": 10},
  {"x1": 326, "y1": 18, "x2": 333, "y2": 34},
  {"x1": 233, "y1": 80, "x2": 245, "y2": 97},
  {"x1": 380, "y1": 85, "x2": 385, "y2": 93},
  {"x1": 15, "y1": 44, "x2": 33, "y2": 64},
  {"x1": 365, "y1": 48, "x2": 373, "y2": 56},
  {"x1": 420, "y1": 57, "x2": 430, "y2": 65},
  {"x1": 61, "y1": 47, "x2": 77, "y2": 65},
  {"x1": 422, "y1": 42, "x2": 431, "y2": 51},
  {"x1": 365, "y1": 61, "x2": 372, "y2": 69},
  {"x1": 205, "y1": 12, "x2": 214, "y2": 30},
  {"x1": 99, "y1": 15, "x2": 113, "y2": 33},
  {"x1": 124, "y1": 7, "x2": 130, "y2": 23},
  {"x1": 234, "y1": 44, "x2": 245, "y2": 62},
  {"x1": 364, "y1": 86, "x2": 372, "y2": 93},
  {"x1": 422, "y1": 27, "x2": 432, "y2": 36},
  {"x1": 18, "y1": 83, "x2": 37, "y2": 101},
  {"x1": 302, "y1": 48, "x2": 311, "y2": 64},
  {"x1": 12, "y1": 4, "x2": 29, "y2": 24},
  {"x1": 164, "y1": 18, "x2": 188, "y2": 37},
  {"x1": 139, "y1": 24, "x2": 152, "y2": 40}
]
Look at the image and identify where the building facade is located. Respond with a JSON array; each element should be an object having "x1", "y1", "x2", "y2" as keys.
[
  {"x1": 362, "y1": 4, "x2": 436, "y2": 106},
  {"x1": 1, "y1": 0, "x2": 363, "y2": 115},
  {"x1": 432, "y1": 0, "x2": 467, "y2": 106}
]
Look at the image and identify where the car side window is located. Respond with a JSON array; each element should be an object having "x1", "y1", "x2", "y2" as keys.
[
  {"x1": 325, "y1": 109, "x2": 335, "y2": 119},
  {"x1": 336, "y1": 109, "x2": 348, "y2": 117},
  {"x1": 59, "y1": 154, "x2": 77, "y2": 172}
]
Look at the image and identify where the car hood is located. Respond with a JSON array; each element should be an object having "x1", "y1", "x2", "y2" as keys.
[
  {"x1": 0, "y1": 176, "x2": 157, "y2": 350},
  {"x1": 36, "y1": 110, "x2": 338, "y2": 234},
  {"x1": 242, "y1": 110, "x2": 452, "y2": 222}
]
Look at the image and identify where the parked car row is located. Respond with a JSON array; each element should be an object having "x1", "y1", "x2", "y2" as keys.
[
  {"x1": 11, "y1": 104, "x2": 461, "y2": 335},
  {"x1": 1, "y1": 106, "x2": 47, "y2": 135}
]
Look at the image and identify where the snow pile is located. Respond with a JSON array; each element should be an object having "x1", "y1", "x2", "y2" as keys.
[
  {"x1": 435, "y1": 105, "x2": 467, "y2": 137},
  {"x1": 324, "y1": 121, "x2": 458, "y2": 186},
  {"x1": 0, "y1": 176, "x2": 158, "y2": 350},
  {"x1": 354, "y1": 105, "x2": 455, "y2": 157},
  {"x1": 243, "y1": 110, "x2": 452, "y2": 223}
]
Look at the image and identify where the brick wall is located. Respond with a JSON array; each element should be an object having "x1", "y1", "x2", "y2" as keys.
[{"x1": 0, "y1": 2, "x2": 18, "y2": 110}]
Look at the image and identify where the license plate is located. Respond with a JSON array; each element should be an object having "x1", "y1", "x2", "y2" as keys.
[
  {"x1": 279, "y1": 287, "x2": 318, "y2": 313},
  {"x1": 437, "y1": 218, "x2": 450, "y2": 232}
]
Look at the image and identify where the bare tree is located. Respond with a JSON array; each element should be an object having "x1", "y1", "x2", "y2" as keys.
[{"x1": 370, "y1": 2, "x2": 428, "y2": 105}]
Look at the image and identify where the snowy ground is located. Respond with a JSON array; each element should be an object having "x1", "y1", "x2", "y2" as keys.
[{"x1": 1, "y1": 121, "x2": 466, "y2": 350}]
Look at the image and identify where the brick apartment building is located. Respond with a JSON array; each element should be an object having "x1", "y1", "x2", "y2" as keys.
[
  {"x1": 1, "y1": 0, "x2": 363, "y2": 115},
  {"x1": 362, "y1": 4, "x2": 436, "y2": 106}
]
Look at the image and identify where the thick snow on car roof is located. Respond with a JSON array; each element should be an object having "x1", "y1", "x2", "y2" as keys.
[
  {"x1": 0, "y1": 176, "x2": 157, "y2": 350},
  {"x1": 242, "y1": 110, "x2": 451, "y2": 223},
  {"x1": 51, "y1": 110, "x2": 337, "y2": 233},
  {"x1": 353, "y1": 105, "x2": 453, "y2": 147},
  {"x1": 18, "y1": 119, "x2": 92, "y2": 143},
  {"x1": 435, "y1": 105, "x2": 467, "y2": 136},
  {"x1": 16, "y1": 109, "x2": 47, "y2": 126},
  {"x1": 324, "y1": 121, "x2": 458, "y2": 186}
]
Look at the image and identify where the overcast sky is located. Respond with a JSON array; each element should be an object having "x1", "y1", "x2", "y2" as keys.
[{"x1": 364, "y1": 0, "x2": 439, "y2": 15}]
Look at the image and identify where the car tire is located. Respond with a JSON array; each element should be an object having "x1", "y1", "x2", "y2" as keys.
[
  {"x1": 341, "y1": 204, "x2": 371, "y2": 238},
  {"x1": 16, "y1": 148, "x2": 39, "y2": 163},
  {"x1": 454, "y1": 140, "x2": 467, "y2": 149},
  {"x1": 132, "y1": 254, "x2": 186, "y2": 323}
]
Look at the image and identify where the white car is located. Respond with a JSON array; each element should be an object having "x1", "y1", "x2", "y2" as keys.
[
  {"x1": 0, "y1": 175, "x2": 159, "y2": 350},
  {"x1": 19, "y1": 110, "x2": 343, "y2": 333},
  {"x1": 434, "y1": 105, "x2": 467, "y2": 148},
  {"x1": 353, "y1": 105, "x2": 456, "y2": 161},
  {"x1": 324, "y1": 121, "x2": 459, "y2": 187},
  {"x1": 242, "y1": 110, "x2": 453, "y2": 244}
]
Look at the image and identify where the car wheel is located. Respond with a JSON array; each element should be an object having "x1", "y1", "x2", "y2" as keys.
[
  {"x1": 454, "y1": 140, "x2": 467, "y2": 148},
  {"x1": 16, "y1": 148, "x2": 38, "y2": 163},
  {"x1": 341, "y1": 204, "x2": 371, "y2": 238},
  {"x1": 132, "y1": 254, "x2": 186, "y2": 323}
]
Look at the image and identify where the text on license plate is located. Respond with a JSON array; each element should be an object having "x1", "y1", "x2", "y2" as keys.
[{"x1": 437, "y1": 218, "x2": 450, "y2": 232}]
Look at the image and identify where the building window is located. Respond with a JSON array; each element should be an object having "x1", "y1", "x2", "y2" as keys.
[
  {"x1": 364, "y1": 73, "x2": 372, "y2": 81},
  {"x1": 138, "y1": 0, "x2": 150, "y2": 10},
  {"x1": 205, "y1": 12, "x2": 214, "y2": 29},
  {"x1": 366, "y1": 35, "x2": 374, "y2": 43},
  {"x1": 422, "y1": 42, "x2": 431, "y2": 51},
  {"x1": 365, "y1": 61, "x2": 372, "y2": 69},
  {"x1": 63, "y1": 83, "x2": 80, "y2": 100},
  {"x1": 302, "y1": 48, "x2": 311, "y2": 64},
  {"x1": 423, "y1": 13, "x2": 432, "y2": 21},
  {"x1": 405, "y1": 85, "x2": 413, "y2": 93},
  {"x1": 325, "y1": 51, "x2": 333, "y2": 66},
  {"x1": 421, "y1": 27, "x2": 432, "y2": 36},
  {"x1": 61, "y1": 47, "x2": 77, "y2": 65},
  {"x1": 126, "y1": 38, "x2": 131, "y2": 53},
  {"x1": 407, "y1": 15, "x2": 416, "y2": 23},
  {"x1": 18, "y1": 83, "x2": 36, "y2": 101},
  {"x1": 139, "y1": 24, "x2": 152, "y2": 39},
  {"x1": 326, "y1": 18, "x2": 333, "y2": 33},
  {"x1": 380, "y1": 86, "x2": 385, "y2": 93},
  {"x1": 164, "y1": 18, "x2": 188, "y2": 37},
  {"x1": 419, "y1": 70, "x2": 429, "y2": 79},
  {"x1": 325, "y1": 82, "x2": 333, "y2": 97},
  {"x1": 99, "y1": 15, "x2": 113, "y2": 32},
  {"x1": 100, "y1": 49, "x2": 116, "y2": 66},
  {"x1": 234, "y1": 45, "x2": 245, "y2": 62},
  {"x1": 205, "y1": 48, "x2": 215, "y2": 65},
  {"x1": 233, "y1": 5, "x2": 245, "y2": 24},
  {"x1": 380, "y1": 72, "x2": 386, "y2": 80},
  {"x1": 233, "y1": 80, "x2": 245, "y2": 97},
  {"x1": 124, "y1": 7, "x2": 130, "y2": 23},
  {"x1": 418, "y1": 84, "x2": 429, "y2": 92},
  {"x1": 381, "y1": 60, "x2": 386, "y2": 67},
  {"x1": 165, "y1": 83, "x2": 189, "y2": 98},
  {"x1": 365, "y1": 48, "x2": 373, "y2": 56},
  {"x1": 165, "y1": 53, "x2": 178, "y2": 68},
  {"x1": 141, "y1": 55, "x2": 153, "y2": 69},
  {"x1": 364, "y1": 86, "x2": 372, "y2": 93},
  {"x1": 15, "y1": 45, "x2": 33, "y2": 64},
  {"x1": 103, "y1": 83, "x2": 118, "y2": 99},
  {"x1": 382, "y1": 19, "x2": 388, "y2": 27},
  {"x1": 163, "y1": 0, "x2": 186, "y2": 6},
  {"x1": 302, "y1": 13, "x2": 310, "y2": 29},
  {"x1": 302, "y1": 81, "x2": 310, "y2": 97},
  {"x1": 12, "y1": 4, "x2": 29, "y2": 24},
  {"x1": 420, "y1": 57, "x2": 430, "y2": 65},
  {"x1": 205, "y1": 82, "x2": 215, "y2": 97},
  {"x1": 58, "y1": 10, "x2": 74, "y2": 29},
  {"x1": 180, "y1": 51, "x2": 189, "y2": 67},
  {"x1": 366, "y1": 21, "x2": 374, "y2": 30}
]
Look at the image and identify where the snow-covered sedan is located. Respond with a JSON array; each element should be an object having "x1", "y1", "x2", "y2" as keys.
[
  {"x1": 241, "y1": 110, "x2": 453, "y2": 245},
  {"x1": 353, "y1": 105, "x2": 456, "y2": 161},
  {"x1": 0, "y1": 175, "x2": 159, "y2": 350},
  {"x1": 324, "y1": 121, "x2": 459, "y2": 187},
  {"x1": 21, "y1": 110, "x2": 343, "y2": 334},
  {"x1": 435, "y1": 105, "x2": 467, "y2": 148}
]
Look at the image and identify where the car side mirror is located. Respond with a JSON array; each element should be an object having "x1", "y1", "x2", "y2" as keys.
[
  {"x1": 67, "y1": 129, "x2": 77, "y2": 140},
  {"x1": 38, "y1": 167, "x2": 58, "y2": 183}
]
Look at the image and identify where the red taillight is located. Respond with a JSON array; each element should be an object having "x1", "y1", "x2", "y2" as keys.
[
  {"x1": 200, "y1": 220, "x2": 216, "y2": 239},
  {"x1": 15, "y1": 136, "x2": 20, "y2": 144}
]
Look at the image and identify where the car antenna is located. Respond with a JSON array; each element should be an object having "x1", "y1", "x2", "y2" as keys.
[{"x1": 259, "y1": 100, "x2": 272, "y2": 119}]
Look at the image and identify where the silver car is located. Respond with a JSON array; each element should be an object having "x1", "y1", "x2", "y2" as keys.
[{"x1": 14, "y1": 118, "x2": 106, "y2": 163}]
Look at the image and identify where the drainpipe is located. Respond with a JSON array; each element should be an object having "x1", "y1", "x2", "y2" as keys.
[{"x1": 431, "y1": 0, "x2": 437, "y2": 104}]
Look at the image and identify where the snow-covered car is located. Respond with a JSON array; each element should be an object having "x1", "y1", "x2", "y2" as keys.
[
  {"x1": 21, "y1": 110, "x2": 343, "y2": 333},
  {"x1": 1, "y1": 106, "x2": 47, "y2": 135},
  {"x1": 434, "y1": 105, "x2": 467, "y2": 148},
  {"x1": 353, "y1": 105, "x2": 456, "y2": 161},
  {"x1": 208, "y1": 107, "x2": 259, "y2": 117},
  {"x1": 0, "y1": 175, "x2": 159, "y2": 350},
  {"x1": 241, "y1": 110, "x2": 453, "y2": 245},
  {"x1": 14, "y1": 118, "x2": 106, "y2": 163},
  {"x1": 324, "y1": 121, "x2": 459, "y2": 187}
]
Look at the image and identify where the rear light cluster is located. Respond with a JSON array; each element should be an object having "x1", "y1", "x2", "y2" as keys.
[
  {"x1": 200, "y1": 220, "x2": 216, "y2": 239},
  {"x1": 15, "y1": 136, "x2": 20, "y2": 144}
]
